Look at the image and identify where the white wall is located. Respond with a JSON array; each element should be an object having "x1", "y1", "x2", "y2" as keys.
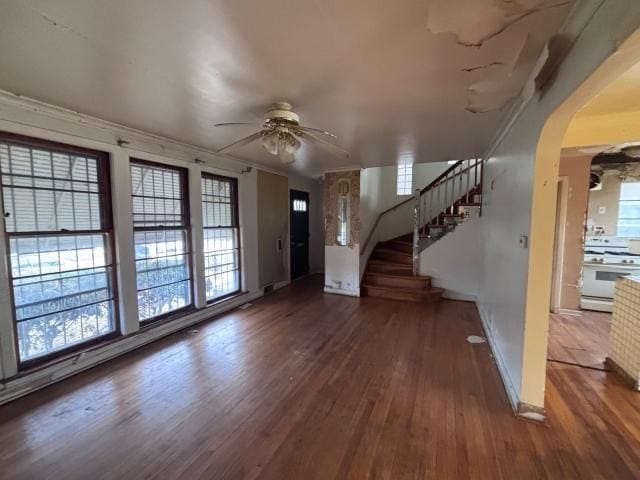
[
  {"x1": 360, "y1": 167, "x2": 383, "y2": 241},
  {"x1": 359, "y1": 167, "x2": 383, "y2": 278},
  {"x1": 324, "y1": 246, "x2": 360, "y2": 296},
  {"x1": 379, "y1": 162, "x2": 451, "y2": 211},
  {"x1": 0, "y1": 92, "x2": 324, "y2": 403},
  {"x1": 420, "y1": 215, "x2": 482, "y2": 301},
  {"x1": 476, "y1": 1, "x2": 640, "y2": 410}
]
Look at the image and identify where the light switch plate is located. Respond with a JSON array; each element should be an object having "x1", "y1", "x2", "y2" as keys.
[{"x1": 519, "y1": 235, "x2": 529, "y2": 249}]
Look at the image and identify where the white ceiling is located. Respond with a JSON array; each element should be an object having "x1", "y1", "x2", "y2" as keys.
[{"x1": 0, "y1": 0, "x2": 573, "y2": 177}]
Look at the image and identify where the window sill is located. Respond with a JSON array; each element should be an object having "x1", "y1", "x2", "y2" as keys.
[
  {"x1": 138, "y1": 305, "x2": 196, "y2": 331},
  {"x1": 15, "y1": 331, "x2": 122, "y2": 376},
  {"x1": 207, "y1": 290, "x2": 244, "y2": 306}
]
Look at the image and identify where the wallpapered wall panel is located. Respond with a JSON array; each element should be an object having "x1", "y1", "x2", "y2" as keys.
[{"x1": 324, "y1": 170, "x2": 360, "y2": 247}]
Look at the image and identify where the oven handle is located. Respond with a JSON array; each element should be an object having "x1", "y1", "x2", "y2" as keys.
[{"x1": 583, "y1": 263, "x2": 640, "y2": 270}]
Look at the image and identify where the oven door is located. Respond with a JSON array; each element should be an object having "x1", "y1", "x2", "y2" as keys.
[{"x1": 582, "y1": 263, "x2": 640, "y2": 298}]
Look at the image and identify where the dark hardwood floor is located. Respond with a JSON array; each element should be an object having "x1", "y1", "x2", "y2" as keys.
[
  {"x1": 1, "y1": 276, "x2": 639, "y2": 479},
  {"x1": 548, "y1": 310, "x2": 611, "y2": 370}
]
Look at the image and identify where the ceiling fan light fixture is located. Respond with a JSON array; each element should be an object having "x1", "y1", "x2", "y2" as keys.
[
  {"x1": 282, "y1": 133, "x2": 301, "y2": 155},
  {"x1": 261, "y1": 131, "x2": 300, "y2": 162},
  {"x1": 215, "y1": 101, "x2": 349, "y2": 163},
  {"x1": 262, "y1": 132, "x2": 279, "y2": 155},
  {"x1": 279, "y1": 151, "x2": 296, "y2": 164}
]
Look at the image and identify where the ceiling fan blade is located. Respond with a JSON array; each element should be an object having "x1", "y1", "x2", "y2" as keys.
[
  {"x1": 216, "y1": 131, "x2": 265, "y2": 154},
  {"x1": 296, "y1": 125, "x2": 337, "y2": 139},
  {"x1": 214, "y1": 122, "x2": 262, "y2": 127},
  {"x1": 293, "y1": 130, "x2": 350, "y2": 159}
]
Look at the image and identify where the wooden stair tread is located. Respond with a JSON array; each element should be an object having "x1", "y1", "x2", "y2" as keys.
[
  {"x1": 363, "y1": 283, "x2": 442, "y2": 294},
  {"x1": 373, "y1": 248, "x2": 411, "y2": 257},
  {"x1": 361, "y1": 284, "x2": 443, "y2": 303},
  {"x1": 364, "y1": 271, "x2": 431, "y2": 288},
  {"x1": 365, "y1": 272, "x2": 430, "y2": 281},
  {"x1": 367, "y1": 259, "x2": 411, "y2": 265},
  {"x1": 379, "y1": 240, "x2": 413, "y2": 253},
  {"x1": 366, "y1": 260, "x2": 413, "y2": 276},
  {"x1": 367, "y1": 259, "x2": 413, "y2": 268}
]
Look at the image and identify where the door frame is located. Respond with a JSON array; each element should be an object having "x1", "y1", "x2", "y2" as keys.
[
  {"x1": 551, "y1": 176, "x2": 569, "y2": 313},
  {"x1": 289, "y1": 189, "x2": 310, "y2": 281}
]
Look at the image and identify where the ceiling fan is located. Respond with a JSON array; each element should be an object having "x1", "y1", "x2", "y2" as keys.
[{"x1": 214, "y1": 102, "x2": 349, "y2": 164}]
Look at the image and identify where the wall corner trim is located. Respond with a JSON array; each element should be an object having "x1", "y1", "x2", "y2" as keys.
[{"x1": 516, "y1": 402, "x2": 547, "y2": 423}]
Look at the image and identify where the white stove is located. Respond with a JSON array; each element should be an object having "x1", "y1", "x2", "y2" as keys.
[
  {"x1": 581, "y1": 236, "x2": 640, "y2": 312},
  {"x1": 583, "y1": 235, "x2": 629, "y2": 254}
]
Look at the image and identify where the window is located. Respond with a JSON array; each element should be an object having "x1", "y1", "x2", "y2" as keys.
[
  {"x1": 131, "y1": 161, "x2": 191, "y2": 322},
  {"x1": 0, "y1": 134, "x2": 116, "y2": 364},
  {"x1": 618, "y1": 182, "x2": 640, "y2": 237},
  {"x1": 336, "y1": 195, "x2": 349, "y2": 246},
  {"x1": 293, "y1": 199, "x2": 307, "y2": 212},
  {"x1": 397, "y1": 163, "x2": 413, "y2": 195},
  {"x1": 202, "y1": 173, "x2": 241, "y2": 301}
]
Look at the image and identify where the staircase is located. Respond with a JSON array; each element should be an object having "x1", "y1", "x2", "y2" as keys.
[
  {"x1": 361, "y1": 158, "x2": 483, "y2": 303},
  {"x1": 362, "y1": 238, "x2": 444, "y2": 302}
]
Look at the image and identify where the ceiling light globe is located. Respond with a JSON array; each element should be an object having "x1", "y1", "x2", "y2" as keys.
[{"x1": 262, "y1": 133, "x2": 279, "y2": 155}]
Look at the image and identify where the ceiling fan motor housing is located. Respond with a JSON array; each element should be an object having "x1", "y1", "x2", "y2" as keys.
[{"x1": 264, "y1": 102, "x2": 299, "y2": 125}]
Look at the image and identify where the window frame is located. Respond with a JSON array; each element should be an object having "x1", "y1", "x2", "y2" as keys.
[
  {"x1": 130, "y1": 158, "x2": 194, "y2": 325},
  {"x1": 618, "y1": 181, "x2": 640, "y2": 238},
  {"x1": 0, "y1": 131, "x2": 120, "y2": 369},
  {"x1": 397, "y1": 163, "x2": 413, "y2": 196},
  {"x1": 292, "y1": 198, "x2": 307, "y2": 212},
  {"x1": 201, "y1": 172, "x2": 242, "y2": 303}
]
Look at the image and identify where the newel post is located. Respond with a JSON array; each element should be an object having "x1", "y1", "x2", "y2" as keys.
[{"x1": 412, "y1": 188, "x2": 420, "y2": 276}]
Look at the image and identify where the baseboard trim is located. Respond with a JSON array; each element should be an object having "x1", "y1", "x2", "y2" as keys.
[
  {"x1": 605, "y1": 357, "x2": 640, "y2": 391},
  {"x1": 324, "y1": 286, "x2": 360, "y2": 297},
  {"x1": 0, "y1": 289, "x2": 263, "y2": 405},
  {"x1": 442, "y1": 290, "x2": 477, "y2": 302},
  {"x1": 557, "y1": 308, "x2": 583, "y2": 316},
  {"x1": 476, "y1": 303, "x2": 520, "y2": 413}
]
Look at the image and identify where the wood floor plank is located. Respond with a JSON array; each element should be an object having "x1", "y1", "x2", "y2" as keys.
[
  {"x1": 548, "y1": 310, "x2": 610, "y2": 369},
  {"x1": 1, "y1": 276, "x2": 639, "y2": 479}
]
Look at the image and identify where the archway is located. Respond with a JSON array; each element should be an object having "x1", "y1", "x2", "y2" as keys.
[{"x1": 522, "y1": 28, "x2": 640, "y2": 412}]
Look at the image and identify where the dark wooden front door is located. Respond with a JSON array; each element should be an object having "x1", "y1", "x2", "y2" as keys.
[{"x1": 290, "y1": 189, "x2": 310, "y2": 280}]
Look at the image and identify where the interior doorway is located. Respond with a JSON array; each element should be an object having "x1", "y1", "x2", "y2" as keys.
[
  {"x1": 550, "y1": 177, "x2": 568, "y2": 313},
  {"x1": 290, "y1": 189, "x2": 310, "y2": 280},
  {"x1": 520, "y1": 25, "x2": 640, "y2": 411}
]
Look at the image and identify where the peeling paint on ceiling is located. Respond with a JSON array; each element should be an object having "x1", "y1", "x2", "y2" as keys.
[
  {"x1": 427, "y1": 0, "x2": 572, "y2": 47},
  {"x1": 0, "y1": 0, "x2": 574, "y2": 177}
]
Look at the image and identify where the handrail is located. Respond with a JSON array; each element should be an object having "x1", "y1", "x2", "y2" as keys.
[
  {"x1": 360, "y1": 159, "x2": 467, "y2": 254},
  {"x1": 419, "y1": 159, "x2": 467, "y2": 195}
]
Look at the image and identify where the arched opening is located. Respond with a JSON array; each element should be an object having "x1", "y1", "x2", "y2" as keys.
[{"x1": 522, "y1": 28, "x2": 640, "y2": 412}]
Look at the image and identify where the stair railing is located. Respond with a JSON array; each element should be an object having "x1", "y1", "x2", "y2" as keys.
[{"x1": 412, "y1": 158, "x2": 483, "y2": 274}]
